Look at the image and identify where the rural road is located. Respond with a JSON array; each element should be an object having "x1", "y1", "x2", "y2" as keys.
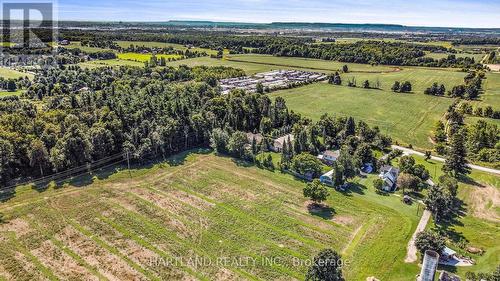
[
  {"x1": 391, "y1": 145, "x2": 500, "y2": 175},
  {"x1": 405, "y1": 210, "x2": 432, "y2": 263}
]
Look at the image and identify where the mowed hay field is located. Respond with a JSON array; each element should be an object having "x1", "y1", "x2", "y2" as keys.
[
  {"x1": 270, "y1": 83, "x2": 454, "y2": 149},
  {"x1": 0, "y1": 151, "x2": 421, "y2": 281}
]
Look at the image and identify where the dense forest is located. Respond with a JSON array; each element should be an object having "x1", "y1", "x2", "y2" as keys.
[
  {"x1": 0, "y1": 63, "x2": 392, "y2": 187},
  {"x1": 251, "y1": 41, "x2": 482, "y2": 68}
]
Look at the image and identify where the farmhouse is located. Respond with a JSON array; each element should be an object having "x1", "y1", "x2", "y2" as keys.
[
  {"x1": 378, "y1": 165, "x2": 400, "y2": 192},
  {"x1": 272, "y1": 134, "x2": 294, "y2": 152},
  {"x1": 317, "y1": 150, "x2": 340, "y2": 165}
]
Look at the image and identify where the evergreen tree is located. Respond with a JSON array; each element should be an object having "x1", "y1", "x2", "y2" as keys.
[{"x1": 443, "y1": 128, "x2": 470, "y2": 177}]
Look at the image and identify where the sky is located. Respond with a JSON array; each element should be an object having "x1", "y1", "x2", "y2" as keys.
[{"x1": 15, "y1": 0, "x2": 500, "y2": 28}]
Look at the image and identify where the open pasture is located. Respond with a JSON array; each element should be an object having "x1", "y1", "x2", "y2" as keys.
[
  {"x1": 270, "y1": 83, "x2": 454, "y2": 149},
  {"x1": 0, "y1": 152, "x2": 422, "y2": 281},
  {"x1": 62, "y1": 41, "x2": 114, "y2": 53},
  {"x1": 116, "y1": 41, "x2": 219, "y2": 55}
]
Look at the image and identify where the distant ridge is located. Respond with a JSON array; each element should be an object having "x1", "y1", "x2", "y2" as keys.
[{"x1": 162, "y1": 20, "x2": 500, "y2": 33}]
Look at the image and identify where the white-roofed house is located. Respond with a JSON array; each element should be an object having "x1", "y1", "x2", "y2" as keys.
[{"x1": 378, "y1": 165, "x2": 400, "y2": 192}]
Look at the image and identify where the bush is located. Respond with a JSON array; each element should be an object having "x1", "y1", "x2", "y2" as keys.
[{"x1": 415, "y1": 230, "x2": 446, "y2": 256}]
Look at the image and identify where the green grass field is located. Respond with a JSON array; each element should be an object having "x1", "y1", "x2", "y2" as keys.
[
  {"x1": 116, "y1": 41, "x2": 219, "y2": 56},
  {"x1": 0, "y1": 151, "x2": 425, "y2": 281},
  {"x1": 117, "y1": 52, "x2": 183, "y2": 63},
  {"x1": 410, "y1": 156, "x2": 500, "y2": 276},
  {"x1": 270, "y1": 83, "x2": 454, "y2": 149},
  {"x1": 424, "y1": 52, "x2": 486, "y2": 62},
  {"x1": 0, "y1": 67, "x2": 33, "y2": 79},
  {"x1": 63, "y1": 41, "x2": 114, "y2": 53},
  {"x1": 0, "y1": 90, "x2": 24, "y2": 97}
]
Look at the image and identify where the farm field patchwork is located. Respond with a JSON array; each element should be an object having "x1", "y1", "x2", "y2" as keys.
[
  {"x1": 0, "y1": 151, "x2": 423, "y2": 281},
  {"x1": 224, "y1": 54, "x2": 467, "y2": 92},
  {"x1": 270, "y1": 83, "x2": 454, "y2": 149}
]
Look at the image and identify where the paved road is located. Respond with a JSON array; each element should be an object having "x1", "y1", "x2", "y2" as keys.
[
  {"x1": 405, "y1": 210, "x2": 432, "y2": 263},
  {"x1": 391, "y1": 145, "x2": 500, "y2": 175}
]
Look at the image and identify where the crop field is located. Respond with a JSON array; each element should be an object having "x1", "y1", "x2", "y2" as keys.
[
  {"x1": 0, "y1": 151, "x2": 424, "y2": 281},
  {"x1": 117, "y1": 52, "x2": 183, "y2": 63},
  {"x1": 270, "y1": 83, "x2": 454, "y2": 149}
]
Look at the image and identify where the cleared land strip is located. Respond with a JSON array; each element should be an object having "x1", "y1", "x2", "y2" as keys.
[{"x1": 393, "y1": 145, "x2": 500, "y2": 175}]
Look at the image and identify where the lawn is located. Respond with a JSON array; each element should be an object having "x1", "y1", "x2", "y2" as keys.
[
  {"x1": 270, "y1": 83, "x2": 454, "y2": 149},
  {"x1": 0, "y1": 151, "x2": 422, "y2": 281}
]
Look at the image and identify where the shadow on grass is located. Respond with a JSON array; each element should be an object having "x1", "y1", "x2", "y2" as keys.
[
  {"x1": 0, "y1": 189, "x2": 15, "y2": 203},
  {"x1": 432, "y1": 199, "x2": 468, "y2": 244},
  {"x1": 457, "y1": 174, "x2": 484, "y2": 188},
  {"x1": 438, "y1": 264, "x2": 458, "y2": 274},
  {"x1": 307, "y1": 203, "x2": 336, "y2": 220},
  {"x1": 339, "y1": 182, "x2": 366, "y2": 196}
]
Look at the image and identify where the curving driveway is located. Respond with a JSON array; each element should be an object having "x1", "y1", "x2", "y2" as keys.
[{"x1": 391, "y1": 145, "x2": 500, "y2": 175}]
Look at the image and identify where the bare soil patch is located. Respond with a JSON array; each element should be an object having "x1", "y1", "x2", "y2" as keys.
[
  {"x1": 0, "y1": 218, "x2": 31, "y2": 237},
  {"x1": 55, "y1": 226, "x2": 144, "y2": 281},
  {"x1": 31, "y1": 240, "x2": 97, "y2": 281},
  {"x1": 466, "y1": 185, "x2": 500, "y2": 222}
]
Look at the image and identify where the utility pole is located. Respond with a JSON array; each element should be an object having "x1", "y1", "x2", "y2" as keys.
[{"x1": 126, "y1": 150, "x2": 131, "y2": 177}]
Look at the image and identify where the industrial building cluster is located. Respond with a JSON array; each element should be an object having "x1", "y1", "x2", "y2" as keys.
[{"x1": 220, "y1": 70, "x2": 327, "y2": 95}]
